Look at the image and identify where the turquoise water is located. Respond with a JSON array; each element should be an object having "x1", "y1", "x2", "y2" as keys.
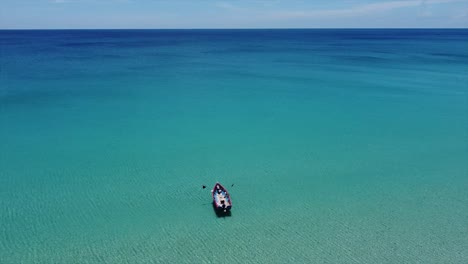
[{"x1": 1, "y1": 29, "x2": 467, "y2": 263}]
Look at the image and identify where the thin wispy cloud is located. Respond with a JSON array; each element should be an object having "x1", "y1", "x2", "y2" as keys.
[
  {"x1": 2, "y1": 0, "x2": 467, "y2": 29},
  {"x1": 216, "y1": 2, "x2": 236, "y2": 10},
  {"x1": 51, "y1": 0, "x2": 132, "y2": 3},
  {"x1": 263, "y1": 0, "x2": 465, "y2": 20}
]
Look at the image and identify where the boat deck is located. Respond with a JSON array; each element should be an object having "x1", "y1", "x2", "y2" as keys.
[{"x1": 215, "y1": 192, "x2": 230, "y2": 206}]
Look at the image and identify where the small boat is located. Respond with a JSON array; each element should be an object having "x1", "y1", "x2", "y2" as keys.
[{"x1": 211, "y1": 182, "x2": 232, "y2": 212}]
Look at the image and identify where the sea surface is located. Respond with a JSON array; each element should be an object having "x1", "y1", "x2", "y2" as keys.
[{"x1": 0, "y1": 29, "x2": 467, "y2": 263}]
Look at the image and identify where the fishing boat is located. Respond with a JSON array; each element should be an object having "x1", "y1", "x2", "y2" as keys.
[{"x1": 212, "y1": 182, "x2": 232, "y2": 213}]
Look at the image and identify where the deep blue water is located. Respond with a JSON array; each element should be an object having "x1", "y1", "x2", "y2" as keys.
[{"x1": 1, "y1": 29, "x2": 467, "y2": 263}]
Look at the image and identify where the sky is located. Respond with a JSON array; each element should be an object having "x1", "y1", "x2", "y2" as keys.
[{"x1": 0, "y1": 0, "x2": 467, "y2": 29}]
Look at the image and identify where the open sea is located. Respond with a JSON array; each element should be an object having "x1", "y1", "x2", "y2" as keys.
[{"x1": 0, "y1": 29, "x2": 467, "y2": 263}]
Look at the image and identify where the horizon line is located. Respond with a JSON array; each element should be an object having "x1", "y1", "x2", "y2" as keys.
[{"x1": 1, "y1": 27, "x2": 467, "y2": 31}]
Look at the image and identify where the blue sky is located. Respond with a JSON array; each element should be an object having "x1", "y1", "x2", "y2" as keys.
[{"x1": 1, "y1": 0, "x2": 467, "y2": 29}]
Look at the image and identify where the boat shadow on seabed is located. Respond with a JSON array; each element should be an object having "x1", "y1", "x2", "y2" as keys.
[{"x1": 212, "y1": 202, "x2": 232, "y2": 218}]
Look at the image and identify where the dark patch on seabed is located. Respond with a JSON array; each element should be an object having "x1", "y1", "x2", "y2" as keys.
[{"x1": 213, "y1": 203, "x2": 232, "y2": 218}]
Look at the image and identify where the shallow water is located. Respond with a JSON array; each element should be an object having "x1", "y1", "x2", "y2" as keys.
[{"x1": 1, "y1": 29, "x2": 467, "y2": 263}]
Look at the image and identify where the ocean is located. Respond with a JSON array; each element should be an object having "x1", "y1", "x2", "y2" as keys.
[{"x1": 1, "y1": 29, "x2": 467, "y2": 263}]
